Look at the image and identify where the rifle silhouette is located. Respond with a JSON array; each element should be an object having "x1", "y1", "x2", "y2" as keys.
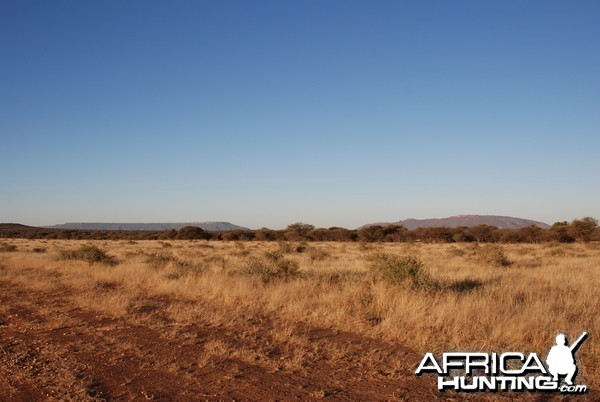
[{"x1": 570, "y1": 332, "x2": 588, "y2": 353}]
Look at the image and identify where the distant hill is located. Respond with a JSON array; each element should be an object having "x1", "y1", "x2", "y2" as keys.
[
  {"x1": 361, "y1": 215, "x2": 550, "y2": 229},
  {"x1": 46, "y1": 222, "x2": 249, "y2": 231},
  {"x1": 0, "y1": 223, "x2": 39, "y2": 231}
]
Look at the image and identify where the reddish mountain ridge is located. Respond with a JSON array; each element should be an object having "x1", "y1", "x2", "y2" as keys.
[{"x1": 362, "y1": 215, "x2": 550, "y2": 229}]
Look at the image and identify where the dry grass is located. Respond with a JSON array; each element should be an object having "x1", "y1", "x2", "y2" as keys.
[{"x1": 1, "y1": 239, "x2": 599, "y2": 393}]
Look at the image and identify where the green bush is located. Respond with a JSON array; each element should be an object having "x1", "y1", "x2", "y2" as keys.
[
  {"x1": 241, "y1": 258, "x2": 274, "y2": 282},
  {"x1": 369, "y1": 253, "x2": 436, "y2": 290},
  {"x1": 479, "y1": 245, "x2": 513, "y2": 267},
  {"x1": 275, "y1": 258, "x2": 300, "y2": 276},
  {"x1": 59, "y1": 245, "x2": 117, "y2": 266},
  {"x1": 145, "y1": 252, "x2": 203, "y2": 275},
  {"x1": 240, "y1": 256, "x2": 300, "y2": 283}
]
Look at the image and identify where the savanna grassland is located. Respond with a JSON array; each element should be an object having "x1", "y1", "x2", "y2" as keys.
[{"x1": 0, "y1": 239, "x2": 598, "y2": 401}]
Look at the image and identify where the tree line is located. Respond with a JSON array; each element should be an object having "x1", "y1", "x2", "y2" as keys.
[{"x1": 1, "y1": 218, "x2": 598, "y2": 243}]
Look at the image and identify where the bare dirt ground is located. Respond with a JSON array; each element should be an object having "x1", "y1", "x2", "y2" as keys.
[{"x1": 0, "y1": 276, "x2": 442, "y2": 401}]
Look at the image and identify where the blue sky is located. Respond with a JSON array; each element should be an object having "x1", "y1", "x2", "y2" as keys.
[{"x1": 1, "y1": 0, "x2": 598, "y2": 229}]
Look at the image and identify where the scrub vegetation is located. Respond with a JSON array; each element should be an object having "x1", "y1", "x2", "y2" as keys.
[
  {"x1": 0, "y1": 239, "x2": 598, "y2": 400},
  {"x1": 1, "y1": 217, "x2": 598, "y2": 243}
]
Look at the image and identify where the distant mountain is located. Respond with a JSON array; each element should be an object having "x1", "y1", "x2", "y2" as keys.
[
  {"x1": 46, "y1": 222, "x2": 250, "y2": 231},
  {"x1": 361, "y1": 215, "x2": 550, "y2": 230},
  {"x1": 0, "y1": 223, "x2": 39, "y2": 230}
]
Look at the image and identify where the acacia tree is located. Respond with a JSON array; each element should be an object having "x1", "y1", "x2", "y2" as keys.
[
  {"x1": 357, "y1": 225, "x2": 384, "y2": 242},
  {"x1": 518, "y1": 225, "x2": 544, "y2": 243},
  {"x1": 176, "y1": 226, "x2": 210, "y2": 240},
  {"x1": 568, "y1": 217, "x2": 598, "y2": 243},
  {"x1": 255, "y1": 228, "x2": 278, "y2": 241},
  {"x1": 285, "y1": 223, "x2": 315, "y2": 241},
  {"x1": 286, "y1": 223, "x2": 315, "y2": 234},
  {"x1": 469, "y1": 225, "x2": 499, "y2": 243}
]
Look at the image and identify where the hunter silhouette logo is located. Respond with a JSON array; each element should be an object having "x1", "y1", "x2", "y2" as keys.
[
  {"x1": 546, "y1": 332, "x2": 587, "y2": 386},
  {"x1": 416, "y1": 331, "x2": 589, "y2": 394}
]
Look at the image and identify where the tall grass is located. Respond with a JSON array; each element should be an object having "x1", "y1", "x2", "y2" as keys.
[
  {"x1": 1, "y1": 239, "x2": 599, "y2": 389},
  {"x1": 58, "y1": 244, "x2": 117, "y2": 266}
]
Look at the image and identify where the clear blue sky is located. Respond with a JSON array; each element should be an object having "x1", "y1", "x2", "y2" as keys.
[{"x1": 1, "y1": 1, "x2": 598, "y2": 229}]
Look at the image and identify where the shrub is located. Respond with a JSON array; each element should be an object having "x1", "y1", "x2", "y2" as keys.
[
  {"x1": 264, "y1": 250, "x2": 284, "y2": 262},
  {"x1": 145, "y1": 252, "x2": 203, "y2": 275},
  {"x1": 479, "y1": 245, "x2": 512, "y2": 267},
  {"x1": 468, "y1": 225, "x2": 500, "y2": 243},
  {"x1": 286, "y1": 222, "x2": 315, "y2": 234},
  {"x1": 0, "y1": 243, "x2": 17, "y2": 252},
  {"x1": 549, "y1": 226, "x2": 575, "y2": 243},
  {"x1": 255, "y1": 228, "x2": 277, "y2": 241},
  {"x1": 568, "y1": 217, "x2": 598, "y2": 243},
  {"x1": 173, "y1": 259, "x2": 204, "y2": 275},
  {"x1": 274, "y1": 258, "x2": 300, "y2": 276},
  {"x1": 446, "y1": 279, "x2": 483, "y2": 293},
  {"x1": 308, "y1": 247, "x2": 330, "y2": 261},
  {"x1": 241, "y1": 258, "x2": 273, "y2": 282},
  {"x1": 295, "y1": 242, "x2": 308, "y2": 253},
  {"x1": 176, "y1": 226, "x2": 211, "y2": 240},
  {"x1": 32, "y1": 247, "x2": 46, "y2": 253},
  {"x1": 145, "y1": 252, "x2": 177, "y2": 269},
  {"x1": 369, "y1": 253, "x2": 436, "y2": 290},
  {"x1": 59, "y1": 245, "x2": 117, "y2": 266},
  {"x1": 277, "y1": 242, "x2": 294, "y2": 254},
  {"x1": 240, "y1": 256, "x2": 300, "y2": 283}
]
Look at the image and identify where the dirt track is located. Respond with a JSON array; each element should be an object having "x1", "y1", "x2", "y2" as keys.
[{"x1": 0, "y1": 276, "x2": 449, "y2": 401}]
